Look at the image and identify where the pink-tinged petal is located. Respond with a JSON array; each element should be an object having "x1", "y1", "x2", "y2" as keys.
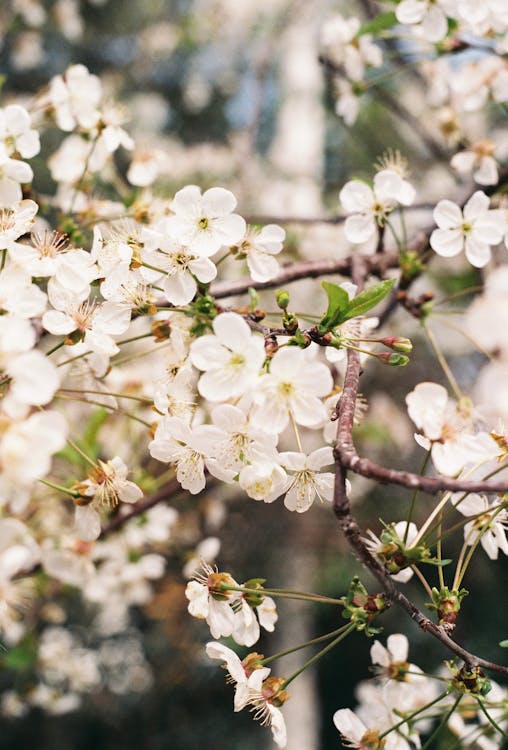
[
  {"x1": 291, "y1": 393, "x2": 328, "y2": 428},
  {"x1": 246, "y1": 250, "x2": 279, "y2": 282},
  {"x1": 480, "y1": 531, "x2": 499, "y2": 561},
  {"x1": 202, "y1": 187, "x2": 237, "y2": 216},
  {"x1": 307, "y1": 446, "x2": 334, "y2": 470},
  {"x1": 190, "y1": 335, "x2": 231, "y2": 371},
  {"x1": 333, "y1": 709, "x2": 366, "y2": 743},
  {"x1": 118, "y1": 481, "x2": 143, "y2": 504},
  {"x1": 163, "y1": 271, "x2": 197, "y2": 305},
  {"x1": 207, "y1": 600, "x2": 235, "y2": 638},
  {"x1": 433, "y1": 200, "x2": 462, "y2": 229},
  {"x1": 422, "y1": 5, "x2": 448, "y2": 42},
  {"x1": 212, "y1": 312, "x2": 252, "y2": 350},
  {"x1": 344, "y1": 213, "x2": 376, "y2": 243},
  {"x1": 279, "y1": 451, "x2": 306, "y2": 471},
  {"x1": 210, "y1": 403, "x2": 246, "y2": 433},
  {"x1": 450, "y1": 151, "x2": 477, "y2": 173},
  {"x1": 473, "y1": 212, "x2": 506, "y2": 243},
  {"x1": 42, "y1": 310, "x2": 75, "y2": 335},
  {"x1": 339, "y1": 180, "x2": 373, "y2": 213},
  {"x1": 464, "y1": 237, "x2": 491, "y2": 268},
  {"x1": 212, "y1": 213, "x2": 246, "y2": 245},
  {"x1": 386, "y1": 633, "x2": 409, "y2": 662},
  {"x1": 455, "y1": 493, "x2": 486, "y2": 518},
  {"x1": 188, "y1": 256, "x2": 217, "y2": 283},
  {"x1": 396, "y1": 0, "x2": 426, "y2": 23},
  {"x1": 74, "y1": 505, "x2": 101, "y2": 542},
  {"x1": 474, "y1": 156, "x2": 498, "y2": 186},
  {"x1": 430, "y1": 228, "x2": 463, "y2": 257},
  {"x1": 258, "y1": 223, "x2": 285, "y2": 247},
  {"x1": 370, "y1": 640, "x2": 390, "y2": 667},
  {"x1": 171, "y1": 185, "x2": 202, "y2": 215},
  {"x1": 205, "y1": 641, "x2": 245, "y2": 684},
  {"x1": 463, "y1": 190, "x2": 490, "y2": 221}
]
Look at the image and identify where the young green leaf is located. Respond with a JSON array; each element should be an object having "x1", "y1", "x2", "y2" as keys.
[
  {"x1": 341, "y1": 278, "x2": 395, "y2": 321},
  {"x1": 358, "y1": 11, "x2": 397, "y2": 36},
  {"x1": 318, "y1": 281, "x2": 351, "y2": 332}
]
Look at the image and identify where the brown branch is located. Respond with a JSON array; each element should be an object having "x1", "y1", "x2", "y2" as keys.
[
  {"x1": 332, "y1": 260, "x2": 508, "y2": 678},
  {"x1": 210, "y1": 252, "x2": 399, "y2": 300},
  {"x1": 337, "y1": 449, "x2": 508, "y2": 496},
  {"x1": 101, "y1": 478, "x2": 182, "y2": 537}
]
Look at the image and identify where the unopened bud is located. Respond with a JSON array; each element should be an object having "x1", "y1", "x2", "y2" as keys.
[
  {"x1": 275, "y1": 289, "x2": 290, "y2": 310},
  {"x1": 377, "y1": 352, "x2": 409, "y2": 366},
  {"x1": 380, "y1": 337, "x2": 412, "y2": 353}
]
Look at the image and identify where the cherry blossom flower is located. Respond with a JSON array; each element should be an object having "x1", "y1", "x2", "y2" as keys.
[
  {"x1": 454, "y1": 493, "x2": 508, "y2": 560},
  {"x1": 0, "y1": 145, "x2": 33, "y2": 208},
  {"x1": 74, "y1": 456, "x2": 143, "y2": 541},
  {"x1": 205, "y1": 642, "x2": 270, "y2": 711},
  {"x1": 0, "y1": 105, "x2": 40, "y2": 159},
  {"x1": 149, "y1": 416, "x2": 221, "y2": 494},
  {"x1": 430, "y1": 191, "x2": 505, "y2": 267},
  {"x1": 232, "y1": 594, "x2": 278, "y2": 647},
  {"x1": 251, "y1": 347, "x2": 333, "y2": 432},
  {"x1": 198, "y1": 403, "x2": 279, "y2": 483},
  {"x1": 166, "y1": 185, "x2": 246, "y2": 257},
  {"x1": 42, "y1": 284, "x2": 131, "y2": 357},
  {"x1": 48, "y1": 64, "x2": 102, "y2": 131},
  {"x1": 450, "y1": 142, "x2": 499, "y2": 186},
  {"x1": 233, "y1": 224, "x2": 285, "y2": 282},
  {"x1": 190, "y1": 312, "x2": 265, "y2": 401},
  {"x1": 396, "y1": 0, "x2": 450, "y2": 43},
  {"x1": 406, "y1": 382, "x2": 498, "y2": 475},
  {"x1": 279, "y1": 447, "x2": 336, "y2": 512},
  {"x1": 340, "y1": 170, "x2": 415, "y2": 244},
  {"x1": 321, "y1": 13, "x2": 382, "y2": 80},
  {"x1": 238, "y1": 462, "x2": 288, "y2": 504},
  {"x1": 0, "y1": 199, "x2": 37, "y2": 250},
  {"x1": 185, "y1": 562, "x2": 239, "y2": 638}
]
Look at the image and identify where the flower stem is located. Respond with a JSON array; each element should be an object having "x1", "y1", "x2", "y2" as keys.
[
  {"x1": 421, "y1": 319, "x2": 462, "y2": 400},
  {"x1": 420, "y1": 694, "x2": 462, "y2": 750},
  {"x1": 39, "y1": 478, "x2": 79, "y2": 498},
  {"x1": 260, "y1": 624, "x2": 352, "y2": 666},
  {"x1": 379, "y1": 689, "x2": 451, "y2": 740},
  {"x1": 281, "y1": 623, "x2": 356, "y2": 688}
]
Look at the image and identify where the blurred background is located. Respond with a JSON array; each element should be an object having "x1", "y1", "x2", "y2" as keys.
[{"x1": 1, "y1": 0, "x2": 508, "y2": 748}]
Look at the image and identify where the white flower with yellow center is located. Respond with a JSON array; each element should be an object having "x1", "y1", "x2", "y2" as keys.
[
  {"x1": 167, "y1": 185, "x2": 246, "y2": 257},
  {"x1": 190, "y1": 312, "x2": 265, "y2": 402}
]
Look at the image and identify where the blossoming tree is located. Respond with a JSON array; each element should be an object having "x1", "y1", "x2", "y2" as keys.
[{"x1": 1, "y1": 0, "x2": 508, "y2": 747}]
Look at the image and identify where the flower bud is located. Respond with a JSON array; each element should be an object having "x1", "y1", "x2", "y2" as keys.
[
  {"x1": 275, "y1": 289, "x2": 290, "y2": 310},
  {"x1": 380, "y1": 337, "x2": 413, "y2": 353},
  {"x1": 377, "y1": 352, "x2": 409, "y2": 366}
]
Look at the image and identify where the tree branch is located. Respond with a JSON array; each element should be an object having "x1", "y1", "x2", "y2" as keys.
[
  {"x1": 332, "y1": 261, "x2": 508, "y2": 678},
  {"x1": 210, "y1": 252, "x2": 399, "y2": 300}
]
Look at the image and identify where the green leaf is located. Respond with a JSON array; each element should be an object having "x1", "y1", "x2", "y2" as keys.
[
  {"x1": 318, "y1": 281, "x2": 350, "y2": 332},
  {"x1": 500, "y1": 640, "x2": 508, "y2": 648},
  {"x1": 341, "y1": 279, "x2": 395, "y2": 321},
  {"x1": 358, "y1": 11, "x2": 397, "y2": 36}
]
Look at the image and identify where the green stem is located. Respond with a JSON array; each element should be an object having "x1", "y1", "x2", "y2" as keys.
[
  {"x1": 476, "y1": 699, "x2": 508, "y2": 739},
  {"x1": 454, "y1": 505, "x2": 506, "y2": 589},
  {"x1": 45, "y1": 340, "x2": 66, "y2": 356},
  {"x1": 404, "y1": 450, "x2": 431, "y2": 543},
  {"x1": 281, "y1": 623, "x2": 356, "y2": 688},
  {"x1": 260, "y1": 624, "x2": 351, "y2": 666},
  {"x1": 420, "y1": 695, "x2": 462, "y2": 750},
  {"x1": 222, "y1": 584, "x2": 342, "y2": 605},
  {"x1": 58, "y1": 387, "x2": 152, "y2": 404},
  {"x1": 379, "y1": 689, "x2": 451, "y2": 740},
  {"x1": 56, "y1": 394, "x2": 152, "y2": 429},
  {"x1": 421, "y1": 319, "x2": 462, "y2": 400},
  {"x1": 39, "y1": 479, "x2": 79, "y2": 498}
]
